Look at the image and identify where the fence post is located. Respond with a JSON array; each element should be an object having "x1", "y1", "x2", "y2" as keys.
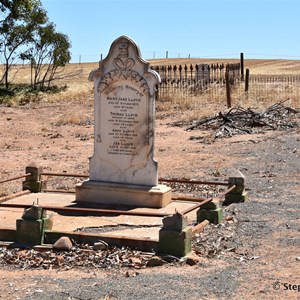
[
  {"x1": 22, "y1": 165, "x2": 44, "y2": 193},
  {"x1": 240, "y1": 52, "x2": 244, "y2": 81},
  {"x1": 225, "y1": 71, "x2": 231, "y2": 108},
  {"x1": 245, "y1": 68, "x2": 250, "y2": 92},
  {"x1": 224, "y1": 170, "x2": 248, "y2": 205}
]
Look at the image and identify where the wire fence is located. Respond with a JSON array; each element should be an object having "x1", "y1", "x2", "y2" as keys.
[
  {"x1": 152, "y1": 63, "x2": 300, "y2": 109},
  {"x1": 236, "y1": 74, "x2": 300, "y2": 109}
]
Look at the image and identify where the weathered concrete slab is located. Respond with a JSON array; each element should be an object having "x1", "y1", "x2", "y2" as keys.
[{"x1": 0, "y1": 192, "x2": 198, "y2": 242}]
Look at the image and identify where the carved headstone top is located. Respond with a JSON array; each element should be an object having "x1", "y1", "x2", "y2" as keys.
[{"x1": 88, "y1": 36, "x2": 160, "y2": 186}]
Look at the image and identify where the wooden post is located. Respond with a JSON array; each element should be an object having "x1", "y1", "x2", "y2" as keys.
[
  {"x1": 240, "y1": 52, "x2": 244, "y2": 81},
  {"x1": 245, "y1": 68, "x2": 250, "y2": 92},
  {"x1": 225, "y1": 71, "x2": 232, "y2": 108},
  {"x1": 166, "y1": 51, "x2": 168, "y2": 59}
]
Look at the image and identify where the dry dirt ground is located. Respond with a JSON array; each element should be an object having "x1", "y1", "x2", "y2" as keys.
[{"x1": 0, "y1": 100, "x2": 299, "y2": 300}]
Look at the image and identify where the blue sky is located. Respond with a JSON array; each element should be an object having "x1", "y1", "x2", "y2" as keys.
[{"x1": 41, "y1": 0, "x2": 300, "y2": 63}]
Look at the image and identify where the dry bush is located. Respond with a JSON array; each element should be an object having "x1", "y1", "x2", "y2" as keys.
[{"x1": 55, "y1": 108, "x2": 92, "y2": 126}]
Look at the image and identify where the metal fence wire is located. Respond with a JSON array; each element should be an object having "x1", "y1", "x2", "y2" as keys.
[{"x1": 152, "y1": 63, "x2": 300, "y2": 109}]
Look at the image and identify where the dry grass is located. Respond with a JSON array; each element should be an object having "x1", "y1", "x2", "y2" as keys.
[
  {"x1": 156, "y1": 89, "x2": 228, "y2": 122},
  {"x1": 2, "y1": 58, "x2": 300, "y2": 121}
]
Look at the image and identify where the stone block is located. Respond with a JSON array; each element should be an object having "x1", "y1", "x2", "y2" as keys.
[
  {"x1": 158, "y1": 227, "x2": 192, "y2": 257},
  {"x1": 22, "y1": 206, "x2": 44, "y2": 220},
  {"x1": 22, "y1": 165, "x2": 45, "y2": 193},
  {"x1": 197, "y1": 207, "x2": 223, "y2": 225},
  {"x1": 162, "y1": 212, "x2": 188, "y2": 231},
  {"x1": 76, "y1": 181, "x2": 172, "y2": 208},
  {"x1": 25, "y1": 165, "x2": 42, "y2": 182},
  {"x1": 224, "y1": 169, "x2": 248, "y2": 205},
  {"x1": 22, "y1": 180, "x2": 44, "y2": 193},
  {"x1": 16, "y1": 219, "x2": 44, "y2": 245}
]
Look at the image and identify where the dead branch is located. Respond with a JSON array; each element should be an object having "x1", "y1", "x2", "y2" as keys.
[{"x1": 181, "y1": 102, "x2": 299, "y2": 138}]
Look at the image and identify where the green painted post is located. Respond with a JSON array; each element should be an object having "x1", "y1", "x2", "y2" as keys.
[
  {"x1": 158, "y1": 212, "x2": 192, "y2": 257},
  {"x1": 197, "y1": 200, "x2": 223, "y2": 225}
]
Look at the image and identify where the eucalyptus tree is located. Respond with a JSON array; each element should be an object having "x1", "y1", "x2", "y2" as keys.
[
  {"x1": 0, "y1": 0, "x2": 47, "y2": 88},
  {"x1": 21, "y1": 22, "x2": 71, "y2": 90}
]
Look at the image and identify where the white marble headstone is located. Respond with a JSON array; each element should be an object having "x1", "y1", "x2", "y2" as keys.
[{"x1": 89, "y1": 36, "x2": 160, "y2": 186}]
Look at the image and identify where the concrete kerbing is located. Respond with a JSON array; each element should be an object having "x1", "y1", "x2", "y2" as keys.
[
  {"x1": 0, "y1": 229, "x2": 159, "y2": 252},
  {"x1": 0, "y1": 229, "x2": 16, "y2": 242},
  {"x1": 44, "y1": 230, "x2": 159, "y2": 252}
]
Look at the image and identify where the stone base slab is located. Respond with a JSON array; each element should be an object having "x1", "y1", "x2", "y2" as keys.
[{"x1": 75, "y1": 180, "x2": 172, "y2": 208}]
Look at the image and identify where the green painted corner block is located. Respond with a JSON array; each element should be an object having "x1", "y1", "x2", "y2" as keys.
[
  {"x1": 16, "y1": 219, "x2": 44, "y2": 245},
  {"x1": 158, "y1": 227, "x2": 192, "y2": 257},
  {"x1": 197, "y1": 207, "x2": 223, "y2": 224},
  {"x1": 223, "y1": 191, "x2": 248, "y2": 206}
]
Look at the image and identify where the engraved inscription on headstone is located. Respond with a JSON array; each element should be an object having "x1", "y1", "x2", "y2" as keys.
[{"x1": 97, "y1": 70, "x2": 149, "y2": 158}]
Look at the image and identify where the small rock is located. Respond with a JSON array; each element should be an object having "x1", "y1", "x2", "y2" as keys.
[
  {"x1": 296, "y1": 257, "x2": 300, "y2": 261},
  {"x1": 225, "y1": 215, "x2": 233, "y2": 221},
  {"x1": 160, "y1": 255, "x2": 180, "y2": 263},
  {"x1": 53, "y1": 237, "x2": 73, "y2": 251},
  {"x1": 146, "y1": 256, "x2": 165, "y2": 267},
  {"x1": 184, "y1": 253, "x2": 201, "y2": 266},
  {"x1": 93, "y1": 240, "x2": 108, "y2": 250}
]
